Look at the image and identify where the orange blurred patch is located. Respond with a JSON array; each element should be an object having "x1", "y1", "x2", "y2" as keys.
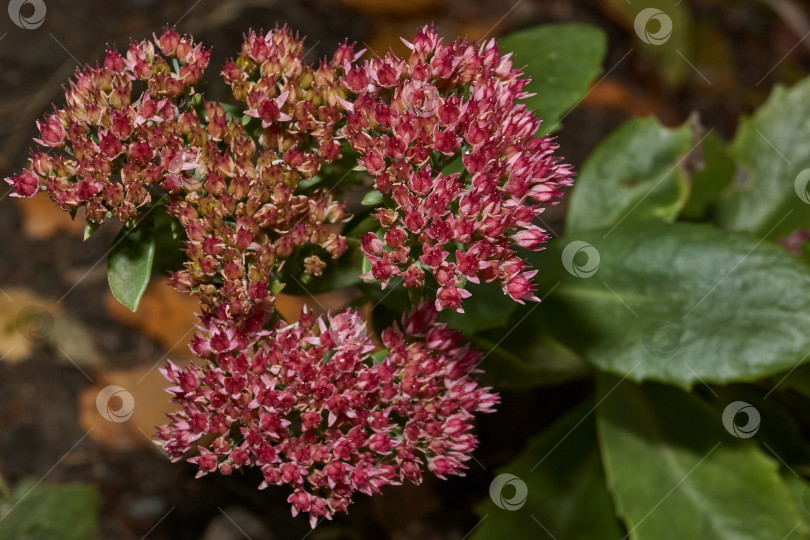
[
  {"x1": 0, "y1": 287, "x2": 102, "y2": 367},
  {"x1": 582, "y1": 78, "x2": 657, "y2": 117},
  {"x1": 15, "y1": 195, "x2": 84, "y2": 240},
  {"x1": 106, "y1": 281, "x2": 201, "y2": 360},
  {"x1": 78, "y1": 360, "x2": 192, "y2": 452},
  {"x1": 275, "y1": 289, "x2": 360, "y2": 322},
  {"x1": 106, "y1": 279, "x2": 360, "y2": 351}
]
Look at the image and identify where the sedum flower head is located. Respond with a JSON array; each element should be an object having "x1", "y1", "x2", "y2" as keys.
[
  {"x1": 157, "y1": 303, "x2": 497, "y2": 527},
  {"x1": 342, "y1": 26, "x2": 574, "y2": 312},
  {"x1": 5, "y1": 28, "x2": 211, "y2": 223}
]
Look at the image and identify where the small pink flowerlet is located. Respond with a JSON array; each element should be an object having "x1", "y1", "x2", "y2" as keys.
[
  {"x1": 345, "y1": 25, "x2": 574, "y2": 312},
  {"x1": 32, "y1": 115, "x2": 66, "y2": 148},
  {"x1": 157, "y1": 303, "x2": 498, "y2": 527},
  {"x1": 5, "y1": 170, "x2": 39, "y2": 198}
]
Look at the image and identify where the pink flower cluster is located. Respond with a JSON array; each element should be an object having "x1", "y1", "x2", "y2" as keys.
[
  {"x1": 6, "y1": 28, "x2": 211, "y2": 223},
  {"x1": 342, "y1": 26, "x2": 574, "y2": 312},
  {"x1": 4, "y1": 24, "x2": 576, "y2": 527},
  {"x1": 158, "y1": 303, "x2": 497, "y2": 527},
  {"x1": 166, "y1": 27, "x2": 358, "y2": 317},
  {"x1": 221, "y1": 28, "x2": 356, "y2": 159}
]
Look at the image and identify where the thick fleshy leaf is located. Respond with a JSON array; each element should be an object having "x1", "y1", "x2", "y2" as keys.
[
  {"x1": 107, "y1": 221, "x2": 155, "y2": 312},
  {"x1": 501, "y1": 23, "x2": 606, "y2": 134},
  {"x1": 596, "y1": 376, "x2": 807, "y2": 540},
  {"x1": 529, "y1": 221, "x2": 810, "y2": 388},
  {"x1": 0, "y1": 481, "x2": 99, "y2": 540},
  {"x1": 82, "y1": 221, "x2": 100, "y2": 241},
  {"x1": 361, "y1": 189, "x2": 383, "y2": 206},
  {"x1": 566, "y1": 117, "x2": 693, "y2": 233},
  {"x1": 473, "y1": 401, "x2": 623, "y2": 540},
  {"x1": 716, "y1": 77, "x2": 810, "y2": 242}
]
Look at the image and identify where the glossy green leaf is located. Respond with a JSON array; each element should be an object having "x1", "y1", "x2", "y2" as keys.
[
  {"x1": 269, "y1": 281, "x2": 286, "y2": 295},
  {"x1": 361, "y1": 189, "x2": 383, "y2": 206},
  {"x1": 530, "y1": 221, "x2": 810, "y2": 388},
  {"x1": 501, "y1": 23, "x2": 606, "y2": 134},
  {"x1": 716, "y1": 77, "x2": 810, "y2": 241},
  {"x1": 473, "y1": 401, "x2": 623, "y2": 540},
  {"x1": 297, "y1": 175, "x2": 323, "y2": 190},
  {"x1": 82, "y1": 221, "x2": 100, "y2": 241},
  {"x1": 360, "y1": 253, "x2": 373, "y2": 283},
  {"x1": 596, "y1": 377, "x2": 807, "y2": 540},
  {"x1": 566, "y1": 117, "x2": 693, "y2": 234},
  {"x1": 107, "y1": 221, "x2": 155, "y2": 312},
  {"x1": 0, "y1": 481, "x2": 99, "y2": 540}
]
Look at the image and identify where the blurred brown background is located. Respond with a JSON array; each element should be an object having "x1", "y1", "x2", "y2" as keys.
[{"x1": 1, "y1": 0, "x2": 809, "y2": 538}]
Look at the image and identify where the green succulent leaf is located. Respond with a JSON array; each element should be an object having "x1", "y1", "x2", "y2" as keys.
[
  {"x1": 361, "y1": 189, "x2": 384, "y2": 206},
  {"x1": 716, "y1": 77, "x2": 810, "y2": 244},
  {"x1": 82, "y1": 221, "x2": 100, "y2": 241},
  {"x1": 219, "y1": 102, "x2": 243, "y2": 119},
  {"x1": 596, "y1": 376, "x2": 807, "y2": 540},
  {"x1": 526, "y1": 221, "x2": 810, "y2": 388},
  {"x1": 475, "y1": 327, "x2": 590, "y2": 389},
  {"x1": 501, "y1": 23, "x2": 607, "y2": 134},
  {"x1": 107, "y1": 220, "x2": 156, "y2": 312},
  {"x1": 566, "y1": 116, "x2": 694, "y2": 234}
]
